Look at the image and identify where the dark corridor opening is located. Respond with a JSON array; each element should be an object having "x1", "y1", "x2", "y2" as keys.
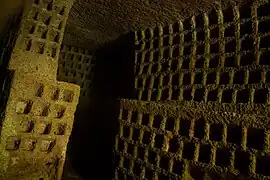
[{"x1": 67, "y1": 33, "x2": 136, "y2": 180}]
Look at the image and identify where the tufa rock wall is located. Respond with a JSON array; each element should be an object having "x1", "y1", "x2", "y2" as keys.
[
  {"x1": 0, "y1": 0, "x2": 80, "y2": 179},
  {"x1": 133, "y1": 1, "x2": 270, "y2": 104},
  {"x1": 57, "y1": 45, "x2": 96, "y2": 100},
  {"x1": 114, "y1": 1, "x2": 270, "y2": 179},
  {"x1": 115, "y1": 98, "x2": 270, "y2": 179}
]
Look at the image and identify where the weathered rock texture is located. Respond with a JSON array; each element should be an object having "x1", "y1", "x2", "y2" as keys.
[
  {"x1": 57, "y1": 45, "x2": 96, "y2": 99},
  {"x1": 64, "y1": 0, "x2": 249, "y2": 50},
  {"x1": 134, "y1": 1, "x2": 270, "y2": 104},
  {"x1": 0, "y1": 0, "x2": 252, "y2": 51},
  {"x1": 114, "y1": 1, "x2": 270, "y2": 179},
  {"x1": 115, "y1": 99, "x2": 270, "y2": 179},
  {"x1": 0, "y1": 0, "x2": 80, "y2": 179},
  {"x1": 56, "y1": 45, "x2": 96, "y2": 179}
]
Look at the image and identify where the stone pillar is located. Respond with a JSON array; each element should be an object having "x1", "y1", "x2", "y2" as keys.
[{"x1": 0, "y1": 0, "x2": 80, "y2": 179}]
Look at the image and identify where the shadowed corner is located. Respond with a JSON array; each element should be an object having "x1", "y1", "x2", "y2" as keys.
[
  {"x1": 0, "y1": 8, "x2": 21, "y2": 138},
  {"x1": 64, "y1": 32, "x2": 136, "y2": 180}
]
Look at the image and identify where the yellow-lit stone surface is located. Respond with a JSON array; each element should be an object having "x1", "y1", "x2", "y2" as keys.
[
  {"x1": 115, "y1": 98, "x2": 270, "y2": 179},
  {"x1": 0, "y1": 0, "x2": 80, "y2": 179},
  {"x1": 114, "y1": 1, "x2": 270, "y2": 179}
]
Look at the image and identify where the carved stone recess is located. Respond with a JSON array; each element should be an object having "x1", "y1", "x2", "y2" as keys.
[
  {"x1": 134, "y1": 1, "x2": 270, "y2": 106},
  {"x1": 114, "y1": 1, "x2": 270, "y2": 180},
  {"x1": 0, "y1": 0, "x2": 80, "y2": 180},
  {"x1": 115, "y1": 99, "x2": 270, "y2": 180},
  {"x1": 57, "y1": 45, "x2": 96, "y2": 98},
  {"x1": 8, "y1": 0, "x2": 74, "y2": 78}
]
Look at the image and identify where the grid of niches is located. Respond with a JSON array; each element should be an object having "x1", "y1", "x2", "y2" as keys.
[
  {"x1": 57, "y1": 45, "x2": 96, "y2": 97},
  {"x1": 22, "y1": 0, "x2": 67, "y2": 59},
  {"x1": 5, "y1": 83, "x2": 76, "y2": 152},
  {"x1": 134, "y1": 2, "x2": 270, "y2": 104},
  {"x1": 114, "y1": 108, "x2": 270, "y2": 179},
  {"x1": 135, "y1": 68, "x2": 270, "y2": 104}
]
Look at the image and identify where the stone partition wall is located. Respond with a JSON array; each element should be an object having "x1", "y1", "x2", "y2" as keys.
[
  {"x1": 0, "y1": 0, "x2": 80, "y2": 179},
  {"x1": 114, "y1": 1, "x2": 270, "y2": 180},
  {"x1": 115, "y1": 99, "x2": 270, "y2": 179},
  {"x1": 57, "y1": 45, "x2": 96, "y2": 99},
  {"x1": 134, "y1": 1, "x2": 270, "y2": 104}
]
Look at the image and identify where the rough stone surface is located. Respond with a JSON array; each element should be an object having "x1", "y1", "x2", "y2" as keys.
[
  {"x1": 114, "y1": 1, "x2": 270, "y2": 180},
  {"x1": 8, "y1": 0, "x2": 74, "y2": 78},
  {"x1": 0, "y1": 0, "x2": 250, "y2": 50},
  {"x1": 57, "y1": 45, "x2": 96, "y2": 99},
  {"x1": 115, "y1": 98, "x2": 270, "y2": 179},
  {"x1": 0, "y1": 0, "x2": 81, "y2": 179},
  {"x1": 134, "y1": 1, "x2": 270, "y2": 105},
  {"x1": 0, "y1": 73, "x2": 80, "y2": 180},
  {"x1": 2, "y1": 0, "x2": 270, "y2": 179},
  {"x1": 64, "y1": 0, "x2": 249, "y2": 50}
]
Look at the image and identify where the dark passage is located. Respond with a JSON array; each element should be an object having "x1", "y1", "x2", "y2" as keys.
[{"x1": 67, "y1": 33, "x2": 136, "y2": 180}]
